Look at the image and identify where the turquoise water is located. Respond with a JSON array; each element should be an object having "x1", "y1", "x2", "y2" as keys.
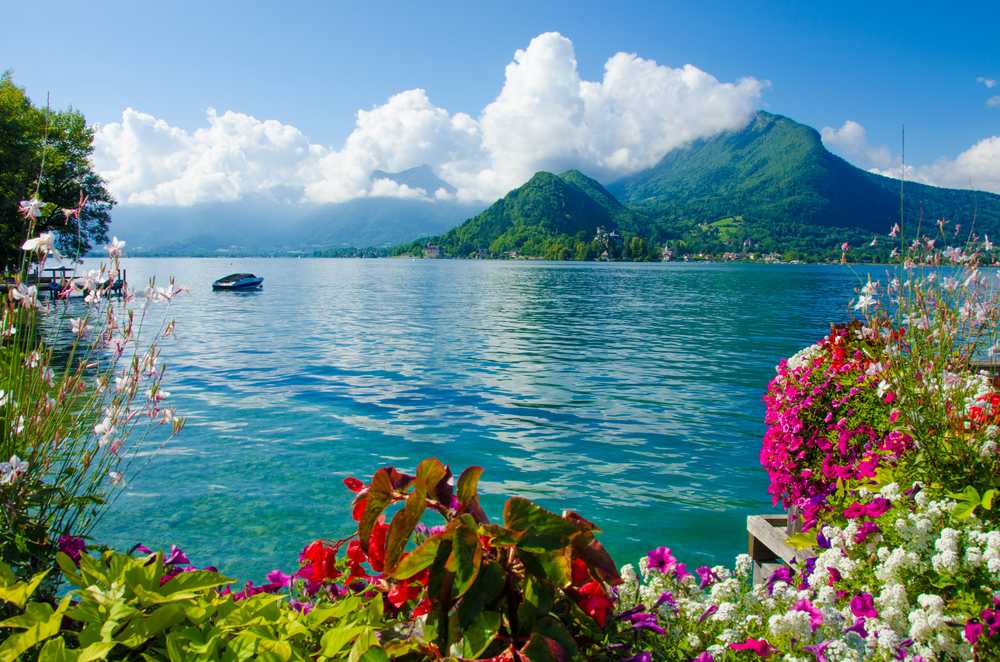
[{"x1": 87, "y1": 258, "x2": 869, "y2": 582}]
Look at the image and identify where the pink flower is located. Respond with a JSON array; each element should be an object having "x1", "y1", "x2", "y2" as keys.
[
  {"x1": 844, "y1": 502, "x2": 867, "y2": 519},
  {"x1": 866, "y1": 498, "x2": 892, "y2": 518},
  {"x1": 850, "y1": 592, "x2": 878, "y2": 618},
  {"x1": 854, "y1": 521, "x2": 881, "y2": 543},
  {"x1": 793, "y1": 598, "x2": 824, "y2": 631},
  {"x1": 965, "y1": 618, "x2": 983, "y2": 645},
  {"x1": 730, "y1": 638, "x2": 778, "y2": 658}
]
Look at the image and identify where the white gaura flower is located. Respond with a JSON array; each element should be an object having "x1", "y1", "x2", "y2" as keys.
[
  {"x1": 942, "y1": 276, "x2": 959, "y2": 291},
  {"x1": 18, "y1": 198, "x2": 44, "y2": 219},
  {"x1": 0, "y1": 454, "x2": 28, "y2": 484},
  {"x1": 986, "y1": 235, "x2": 994, "y2": 251},
  {"x1": 943, "y1": 246, "x2": 963, "y2": 262},
  {"x1": 107, "y1": 471, "x2": 124, "y2": 486},
  {"x1": 106, "y1": 237, "x2": 125, "y2": 257},
  {"x1": 11, "y1": 283, "x2": 43, "y2": 310},
  {"x1": 21, "y1": 232, "x2": 62, "y2": 260},
  {"x1": 69, "y1": 318, "x2": 93, "y2": 336},
  {"x1": 854, "y1": 294, "x2": 877, "y2": 310}
]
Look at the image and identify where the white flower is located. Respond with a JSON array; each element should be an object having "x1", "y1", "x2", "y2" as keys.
[
  {"x1": 70, "y1": 318, "x2": 93, "y2": 336},
  {"x1": 0, "y1": 454, "x2": 28, "y2": 484},
  {"x1": 21, "y1": 232, "x2": 62, "y2": 260},
  {"x1": 106, "y1": 237, "x2": 126, "y2": 256},
  {"x1": 11, "y1": 283, "x2": 43, "y2": 310},
  {"x1": 108, "y1": 471, "x2": 124, "y2": 486},
  {"x1": 18, "y1": 198, "x2": 44, "y2": 219}
]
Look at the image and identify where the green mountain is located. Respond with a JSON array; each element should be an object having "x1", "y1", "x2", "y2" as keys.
[{"x1": 608, "y1": 111, "x2": 1000, "y2": 257}]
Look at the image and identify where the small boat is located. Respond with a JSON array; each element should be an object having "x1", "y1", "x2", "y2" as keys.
[{"x1": 212, "y1": 273, "x2": 263, "y2": 291}]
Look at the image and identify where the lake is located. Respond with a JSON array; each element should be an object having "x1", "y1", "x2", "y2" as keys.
[{"x1": 84, "y1": 257, "x2": 870, "y2": 582}]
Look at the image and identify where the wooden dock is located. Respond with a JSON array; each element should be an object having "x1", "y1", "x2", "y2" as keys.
[{"x1": 746, "y1": 511, "x2": 817, "y2": 585}]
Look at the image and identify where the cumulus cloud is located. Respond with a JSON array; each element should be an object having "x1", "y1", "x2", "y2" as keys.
[
  {"x1": 978, "y1": 77, "x2": 998, "y2": 88},
  {"x1": 823, "y1": 120, "x2": 1000, "y2": 195},
  {"x1": 988, "y1": 96, "x2": 1000, "y2": 108},
  {"x1": 820, "y1": 121, "x2": 894, "y2": 169},
  {"x1": 94, "y1": 32, "x2": 767, "y2": 206}
]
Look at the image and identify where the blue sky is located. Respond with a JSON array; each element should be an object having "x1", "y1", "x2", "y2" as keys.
[{"x1": 3, "y1": 0, "x2": 998, "y2": 202}]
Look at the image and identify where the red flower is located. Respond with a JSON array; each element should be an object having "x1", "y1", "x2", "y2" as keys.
[
  {"x1": 388, "y1": 582, "x2": 421, "y2": 608},
  {"x1": 345, "y1": 477, "x2": 365, "y2": 492},
  {"x1": 578, "y1": 581, "x2": 612, "y2": 626},
  {"x1": 412, "y1": 599, "x2": 432, "y2": 617},
  {"x1": 369, "y1": 522, "x2": 389, "y2": 573},
  {"x1": 352, "y1": 499, "x2": 367, "y2": 522},
  {"x1": 571, "y1": 558, "x2": 590, "y2": 585},
  {"x1": 303, "y1": 541, "x2": 341, "y2": 581}
]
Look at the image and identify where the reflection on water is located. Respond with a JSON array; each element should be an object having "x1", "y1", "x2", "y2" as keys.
[{"x1": 91, "y1": 258, "x2": 871, "y2": 581}]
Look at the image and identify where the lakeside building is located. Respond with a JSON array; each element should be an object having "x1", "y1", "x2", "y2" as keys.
[{"x1": 424, "y1": 243, "x2": 443, "y2": 259}]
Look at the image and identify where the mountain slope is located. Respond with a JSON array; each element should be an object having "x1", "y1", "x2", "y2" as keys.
[
  {"x1": 428, "y1": 171, "x2": 619, "y2": 257},
  {"x1": 609, "y1": 111, "x2": 1000, "y2": 252}
]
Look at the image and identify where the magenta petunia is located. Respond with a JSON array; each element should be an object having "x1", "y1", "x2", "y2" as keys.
[
  {"x1": 792, "y1": 598, "x2": 823, "y2": 631},
  {"x1": 850, "y1": 593, "x2": 878, "y2": 619}
]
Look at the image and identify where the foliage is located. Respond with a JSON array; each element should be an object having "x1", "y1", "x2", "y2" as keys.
[
  {"x1": 0, "y1": 71, "x2": 114, "y2": 269},
  {"x1": 0, "y1": 459, "x2": 628, "y2": 662},
  {"x1": 1, "y1": 233, "x2": 185, "y2": 590}
]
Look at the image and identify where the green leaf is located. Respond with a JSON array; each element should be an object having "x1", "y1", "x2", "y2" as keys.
[
  {"x1": 533, "y1": 617, "x2": 580, "y2": 662},
  {"x1": 516, "y1": 548, "x2": 572, "y2": 588},
  {"x1": 0, "y1": 568, "x2": 50, "y2": 610},
  {"x1": 114, "y1": 603, "x2": 188, "y2": 648},
  {"x1": 462, "y1": 611, "x2": 502, "y2": 659},
  {"x1": 524, "y1": 576, "x2": 555, "y2": 614},
  {"x1": 320, "y1": 625, "x2": 369, "y2": 656},
  {"x1": 457, "y1": 466, "x2": 484, "y2": 506},
  {"x1": 385, "y1": 478, "x2": 428, "y2": 572},
  {"x1": 565, "y1": 514, "x2": 621, "y2": 585},
  {"x1": 158, "y1": 570, "x2": 236, "y2": 597},
  {"x1": 786, "y1": 532, "x2": 818, "y2": 550},
  {"x1": 0, "y1": 562, "x2": 14, "y2": 587},
  {"x1": 416, "y1": 458, "x2": 448, "y2": 496},
  {"x1": 0, "y1": 595, "x2": 70, "y2": 662},
  {"x1": 165, "y1": 631, "x2": 195, "y2": 662},
  {"x1": 457, "y1": 560, "x2": 506, "y2": 629},
  {"x1": 447, "y1": 523, "x2": 483, "y2": 598},
  {"x1": 348, "y1": 630, "x2": 379, "y2": 662},
  {"x1": 56, "y1": 553, "x2": 85, "y2": 588},
  {"x1": 983, "y1": 489, "x2": 996, "y2": 510},
  {"x1": 478, "y1": 524, "x2": 526, "y2": 548},
  {"x1": 503, "y1": 498, "x2": 580, "y2": 552},
  {"x1": 424, "y1": 610, "x2": 449, "y2": 654},
  {"x1": 520, "y1": 632, "x2": 567, "y2": 662},
  {"x1": 953, "y1": 501, "x2": 979, "y2": 519},
  {"x1": 389, "y1": 524, "x2": 451, "y2": 580},
  {"x1": 357, "y1": 646, "x2": 389, "y2": 662}
]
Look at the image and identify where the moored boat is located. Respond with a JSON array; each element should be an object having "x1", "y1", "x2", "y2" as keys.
[{"x1": 212, "y1": 273, "x2": 263, "y2": 291}]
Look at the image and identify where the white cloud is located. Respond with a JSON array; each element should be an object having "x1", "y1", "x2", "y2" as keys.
[
  {"x1": 978, "y1": 77, "x2": 998, "y2": 88},
  {"x1": 369, "y1": 178, "x2": 429, "y2": 200},
  {"x1": 95, "y1": 32, "x2": 767, "y2": 206},
  {"x1": 820, "y1": 121, "x2": 893, "y2": 169},
  {"x1": 988, "y1": 95, "x2": 1000, "y2": 108}
]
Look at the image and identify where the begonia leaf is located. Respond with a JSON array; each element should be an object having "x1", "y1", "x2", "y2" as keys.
[
  {"x1": 385, "y1": 478, "x2": 428, "y2": 572},
  {"x1": 462, "y1": 611, "x2": 502, "y2": 659},
  {"x1": 359, "y1": 468, "x2": 398, "y2": 554},
  {"x1": 457, "y1": 466, "x2": 483, "y2": 505},
  {"x1": 457, "y1": 561, "x2": 506, "y2": 629},
  {"x1": 446, "y1": 523, "x2": 482, "y2": 597},
  {"x1": 390, "y1": 521, "x2": 458, "y2": 580},
  {"x1": 516, "y1": 548, "x2": 573, "y2": 588},
  {"x1": 416, "y1": 459, "x2": 448, "y2": 496},
  {"x1": 479, "y1": 524, "x2": 526, "y2": 547},
  {"x1": 520, "y1": 632, "x2": 569, "y2": 662},
  {"x1": 504, "y1": 498, "x2": 580, "y2": 551},
  {"x1": 532, "y1": 617, "x2": 581, "y2": 662},
  {"x1": 983, "y1": 489, "x2": 996, "y2": 510}
]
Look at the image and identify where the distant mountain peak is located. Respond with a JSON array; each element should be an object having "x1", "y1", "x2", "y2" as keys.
[{"x1": 369, "y1": 164, "x2": 458, "y2": 196}]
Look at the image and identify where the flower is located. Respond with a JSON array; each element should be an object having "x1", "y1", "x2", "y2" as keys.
[
  {"x1": 19, "y1": 198, "x2": 44, "y2": 219},
  {"x1": 850, "y1": 592, "x2": 878, "y2": 618},
  {"x1": 70, "y1": 318, "x2": 93, "y2": 336},
  {"x1": 22, "y1": 232, "x2": 62, "y2": 259},
  {"x1": 854, "y1": 521, "x2": 881, "y2": 543},
  {"x1": 802, "y1": 641, "x2": 830, "y2": 662},
  {"x1": 58, "y1": 536, "x2": 86, "y2": 566},
  {"x1": 730, "y1": 638, "x2": 778, "y2": 657},
  {"x1": 0, "y1": 455, "x2": 28, "y2": 484},
  {"x1": 164, "y1": 545, "x2": 189, "y2": 565},
  {"x1": 646, "y1": 546, "x2": 676, "y2": 573},
  {"x1": 578, "y1": 580, "x2": 612, "y2": 626},
  {"x1": 965, "y1": 618, "x2": 983, "y2": 645},
  {"x1": 792, "y1": 598, "x2": 824, "y2": 631},
  {"x1": 106, "y1": 237, "x2": 126, "y2": 257}
]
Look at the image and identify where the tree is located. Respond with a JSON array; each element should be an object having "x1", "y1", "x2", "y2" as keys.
[{"x1": 0, "y1": 71, "x2": 114, "y2": 271}]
